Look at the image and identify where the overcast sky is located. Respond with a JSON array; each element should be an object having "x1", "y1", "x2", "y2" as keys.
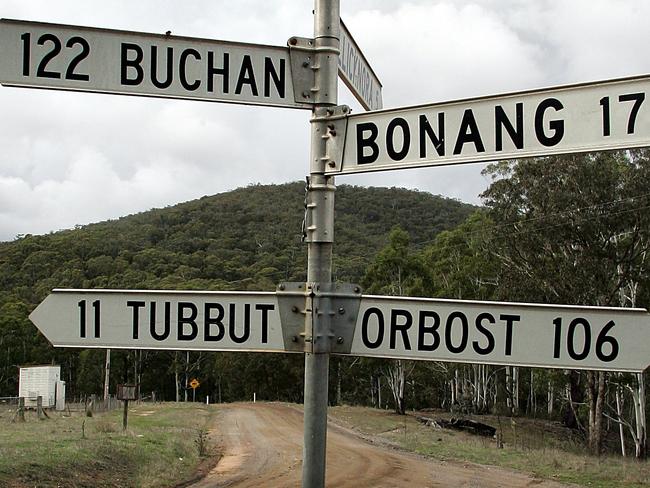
[{"x1": 1, "y1": 0, "x2": 649, "y2": 241}]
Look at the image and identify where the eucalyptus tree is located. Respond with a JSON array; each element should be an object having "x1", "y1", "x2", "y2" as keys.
[{"x1": 481, "y1": 150, "x2": 650, "y2": 455}]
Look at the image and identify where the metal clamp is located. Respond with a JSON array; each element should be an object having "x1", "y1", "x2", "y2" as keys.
[
  {"x1": 288, "y1": 36, "x2": 341, "y2": 105},
  {"x1": 277, "y1": 282, "x2": 362, "y2": 353},
  {"x1": 288, "y1": 37, "x2": 317, "y2": 104},
  {"x1": 304, "y1": 176, "x2": 335, "y2": 243},
  {"x1": 311, "y1": 105, "x2": 349, "y2": 173}
]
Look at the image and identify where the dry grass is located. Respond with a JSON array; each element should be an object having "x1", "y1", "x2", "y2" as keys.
[
  {"x1": 0, "y1": 402, "x2": 217, "y2": 488},
  {"x1": 328, "y1": 405, "x2": 650, "y2": 488}
]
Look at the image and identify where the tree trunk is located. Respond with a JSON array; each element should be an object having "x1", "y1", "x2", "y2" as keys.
[
  {"x1": 174, "y1": 352, "x2": 180, "y2": 402},
  {"x1": 615, "y1": 382, "x2": 626, "y2": 457},
  {"x1": 513, "y1": 367, "x2": 520, "y2": 414},
  {"x1": 630, "y1": 373, "x2": 647, "y2": 459},
  {"x1": 587, "y1": 371, "x2": 606, "y2": 455},
  {"x1": 377, "y1": 376, "x2": 382, "y2": 409},
  {"x1": 386, "y1": 360, "x2": 406, "y2": 415},
  {"x1": 184, "y1": 351, "x2": 189, "y2": 402},
  {"x1": 103, "y1": 349, "x2": 111, "y2": 403}
]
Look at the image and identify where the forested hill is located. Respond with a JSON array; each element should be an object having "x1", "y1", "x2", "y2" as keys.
[
  {"x1": 0, "y1": 182, "x2": 475, "y2": 397},
  {"x1": 0, "y1": 181, "x2": 475, "y2": 312}
]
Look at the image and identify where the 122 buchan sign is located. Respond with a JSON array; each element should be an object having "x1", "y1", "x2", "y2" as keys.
[{"x1": 0, "y1": 19, "x2": 307, "y2": 108}]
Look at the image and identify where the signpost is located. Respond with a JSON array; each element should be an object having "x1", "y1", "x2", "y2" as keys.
[
  {"x1": 6, "y1": 2, "x2": 650, "y2": 487},
  {"x1": 345, "y1": 295, "x2": 650, "y2": 373},
  {"x1": 117, "y1": 384, "x2": 138, "y2": 430},
  {"x1": 190, "y1": 378, "x2": 200, "y2": 402},
  {"x1": 29, "y1": 289, "x2": 285, "y2": 353},
  {"x1": 326, "y1": 75, "x2": 650, "y2": 175},
  {"x1": 0, "y1": 19, "x2": 311, "y2": 109},
  {"x1": 338, "y1": 19, "x2": 382, "y2": 111}
]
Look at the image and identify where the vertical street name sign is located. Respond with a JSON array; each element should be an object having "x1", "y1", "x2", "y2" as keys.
[
  {"x1": 326, "y1": 75, "x2": 650, "y2": 174},
  {"x1": 0, "y1": 19, "x2": 310, "y2": 108},
  {"x1": 345, "y1": 295, "x2": 650, "y2": 373},
  {"x1": 29, "y1": 289, "x2": 286, "y2": 352},
  {"x1": 338, "y1": 19, "x2": 382, "y2": 111}
]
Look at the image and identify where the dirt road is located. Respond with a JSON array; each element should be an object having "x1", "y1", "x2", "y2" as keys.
[{"x1": 189, "y1": 402, "x2": 570, "y2": 487}]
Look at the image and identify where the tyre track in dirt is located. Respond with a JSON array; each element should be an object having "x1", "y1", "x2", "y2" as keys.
[{"x1": 188, "y1": 402, "x2": 573, "y2": 488}]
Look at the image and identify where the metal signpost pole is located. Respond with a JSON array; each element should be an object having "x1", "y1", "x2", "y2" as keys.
[{"x1": 302, "y1": 1, "x2": 339, "y2": 487}]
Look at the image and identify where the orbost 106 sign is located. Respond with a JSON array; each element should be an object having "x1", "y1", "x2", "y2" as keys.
[{"x1": 346, "y1": 296, "x2": 650, "y2": 373}]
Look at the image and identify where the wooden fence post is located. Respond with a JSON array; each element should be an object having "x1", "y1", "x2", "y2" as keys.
[
  {"x1": 37, "y1": 396, "x2": 44, "y2": 419},
  {"x1": 18, "y1": 397, "x2": 25, "y2": 422}
]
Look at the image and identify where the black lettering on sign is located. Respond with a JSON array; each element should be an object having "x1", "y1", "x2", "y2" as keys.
[
  {"x1": 36, "y1": 33, "x2": 62, "y2": 79},
  {"x1": 495, "y1": 103, "x2": 523, "y2": 151},
  {"x1": 235, "y1": 55, "x2": 258, "y2": 96},
  {"x1": 417, "y1": 310, "x2": 440, "y2": 351},
  {"x1": 386, "y1": 118, "x2": 411, "y2": 161},
  {"x1": 179, "y1": 48, "x2": 201, "y2": 91},
  {"x1": 151, "y1": 46, "x2": 174, "y2": 89},
  {"x1": 567, "y1": 317, "x2": 591, "y2": 360},
  {"x1": 21, "y1": 33, "x2": 31, "y2": 76},
  {"x1": 229, "y1": 303, "x2": 251, "y2": 344},
  {"x1": 204, "y1": 303, "x2": 225, "y2": 341},
  {"x1": 361, "y1": 307, "x2": 384, "y2": 349},
  {"x1": 150, "y1": 302, "x2": 171, "y2": 341},
  {"x1": 178, "y1": 302, "x2": 198, "y2": 340},
  {"x1": 553, "y1": 316, "x2": 620, "y2": 362},
  {"x1": 79, "y1": 299, "x2": 101, "y2": 338},
  {"x1": 419, "y1": 113, "x2": 445, "y2": 158},
  {"x1": 453, "y1": 109, "x2": 485, "y2": 155},
  {"x1": 207, "y1": 51, "x2": 229, "y2": 93},
  {"x1": 21, "y1": 33, "x2": 91, "y2": 81},
  {"x1": 500, "y1": 314, "x2": 519, "y2": 356},
  {"x1": 357, "y1": 122, "x2": 380, "y2": 164},
  {"x1": 121, "y1": 43, "x2": 144, "y2": 85},
  {"x1": 127, "y1": 300, "x2": 146, "y2": 339},
  {"x1": 534, "y1": 98, "x2": 564, "y2": 146},
  {"x1": 445, "y1": 311, "x2": 469, "y2": 353},
  {"x1": 65, "y1": 37, "x2": 91, "y2": 81},
  {"x1": 390, "y1": 309, "x2": 412, "y2": 350},
  {"x1": 618, "y1": 93, "x2": 645, "y2": 134},
  {"x1": 264, "y1": 57, "x2": 285, "y2": 98},
  {"x1": 256, "y1": 303, "x2": 274, "y2": 344},
  {"x1": 472, "y1": 312, "x2": 495, "y2": 355}
]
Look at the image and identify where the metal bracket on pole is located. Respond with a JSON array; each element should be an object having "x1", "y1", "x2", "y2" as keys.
[
  {"x1": 277, "y1": 282, "x2": 312, "y2": 352},
  {"x1": 288, "y1": 36, "x2": 340, "y2": 105},
  {"x1": 312, "y1": 282, "x2": 361, "y2": 354},
  {"x1": 288, "y1": 37, "x2": 316, "y2": 105},
  {"x1": 304, "y1": 177, "x2": 335, "y2": 243},
  {"x1": 311, "y1": 105, "x2": 349, "y2": 173},
  {"x1": 277, "y1": 282, "x2": 361, "y2": 354}
]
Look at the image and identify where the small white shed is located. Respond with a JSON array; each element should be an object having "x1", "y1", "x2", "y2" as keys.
[{"x1": 18, "y1": 365, "x2": 63, "y2": 408}]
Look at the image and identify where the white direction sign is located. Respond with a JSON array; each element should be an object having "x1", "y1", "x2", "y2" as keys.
[
  {"x1": 328, "y1": 75, "x2": 650, "y2": 175},
  {"x1": 346, "y1": 295, "x2": 650, "y2": 372},
  {"x1": 0, "y1": 19, "x2": 308, "y2": 109},
  {"x1": 338, "y1": 19, "x2": 382, "y2": 111},
  {"x1": 30, "y1": 289, "x2": 285, "y2": 352}
]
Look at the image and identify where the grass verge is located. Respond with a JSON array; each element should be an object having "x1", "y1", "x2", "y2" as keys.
[
  {"x1": 328, "y1": 406, "x2": 650, "y2": 488},
  {"x1": 0, "y1": 402, "x2": 217, "y2": 488}
]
